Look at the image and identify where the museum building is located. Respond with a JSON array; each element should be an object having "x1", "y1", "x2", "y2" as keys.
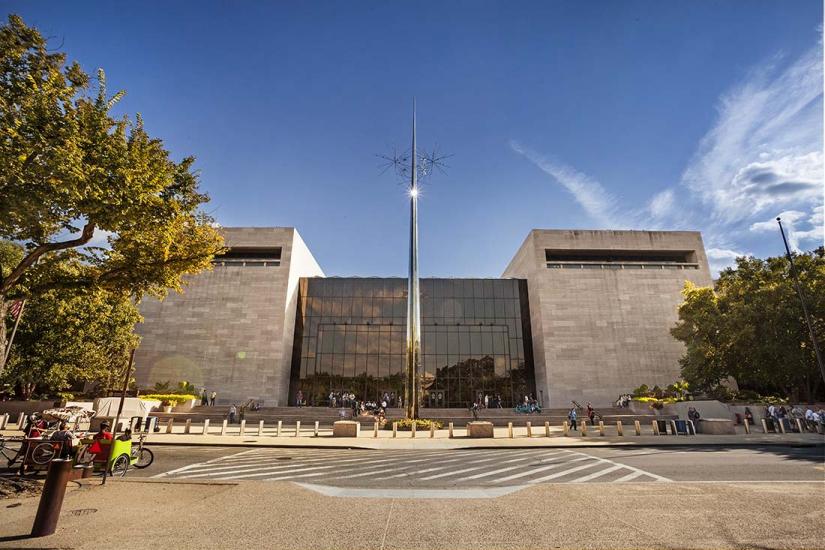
[{"x1": 133, "y1": 227, "x2": 712, "y2": 408}]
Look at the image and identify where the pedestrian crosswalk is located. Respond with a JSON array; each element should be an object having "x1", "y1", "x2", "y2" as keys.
[{"x1": 153, "y1": 448, "x2": 671, "y2": 486}]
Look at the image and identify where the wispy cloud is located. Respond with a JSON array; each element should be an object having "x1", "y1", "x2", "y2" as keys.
[
  {"x1": 510, "y1": 38, "x2": 823, "y2": 274},
  {"x1": 509, "y1": 140, "x2": 627, "y2": 228}
]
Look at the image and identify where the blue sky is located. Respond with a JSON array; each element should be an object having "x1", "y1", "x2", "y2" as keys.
[{"x1": 5, "y1": 1, "x2": 823, "y2": 276}]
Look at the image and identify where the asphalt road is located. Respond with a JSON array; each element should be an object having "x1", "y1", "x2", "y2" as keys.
[{"x1": 135, "y1": 444, "x2": 824, "y2": 487}]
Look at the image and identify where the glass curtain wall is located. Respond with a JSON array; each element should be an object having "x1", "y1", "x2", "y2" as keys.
[{"x1": 289, "y1": 277, "x2": 534, "y2": 408}]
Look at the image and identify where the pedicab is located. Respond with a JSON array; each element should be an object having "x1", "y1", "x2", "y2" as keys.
[{"x1": 80, "y1": 425, "x2": 154, "y2": 477}]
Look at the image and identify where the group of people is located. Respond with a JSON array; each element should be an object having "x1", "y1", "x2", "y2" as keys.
[
  {"x1": 615, "y1": 394, "x2": 633, "y2": 408},
  {"x1": 567, "y1": 402, "x2": 598, "y2": 429},
  {"x1": 323, "y1": 391, "x2": 402, "y2": 409},
  {"x1": 478, "y1": 394, "x2": 505, "y2": 409},
  {"x1": 199, "y1": 389, "x2": 217, "y2": 406}
]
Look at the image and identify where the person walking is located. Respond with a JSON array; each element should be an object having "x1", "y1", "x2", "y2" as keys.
[
  {"x1": 210, "y1": 391, "x2": 217, "y2": 406},
  {"x1": 200, "y1": 389, "x2": 209, "y2": 406},
  {"x1": 586, "y1": 402, "x2": 595, "y2": 425},
  {"x1": 296, "y1": 390, "x2": 303, "y2": 407},
  {"x1": 568, "y1": 407, "x2": 577, "y2": 431},
  {"x1": 228, "y1": 404, "x2": 237, "y2": 424}
]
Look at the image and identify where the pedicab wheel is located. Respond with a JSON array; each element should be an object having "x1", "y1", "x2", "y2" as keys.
[
  {"x1": 133, "y1": 447, "x2": 154, "y2": 469},
  {"x1": 111, "y1": 454, "x2": 130, "y2": 477},
  {"x1": 31, "y1": 442, "x2": 57, "y2": 465}
]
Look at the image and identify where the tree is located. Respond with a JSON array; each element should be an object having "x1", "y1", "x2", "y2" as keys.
[
  {"x1": 672, "y1": 249, "x2": 825, "y2": 401},
  {"x1": 0, "y1": 15, "x2": 224, "y2": 370}
]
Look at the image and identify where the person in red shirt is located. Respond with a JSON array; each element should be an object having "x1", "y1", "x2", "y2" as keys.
[{"x1": 88, "y1": 420, "x2": 113, "y2": 457}]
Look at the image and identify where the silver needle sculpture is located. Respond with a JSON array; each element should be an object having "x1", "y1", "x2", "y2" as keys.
[{"x1": 378, "y1": 100, "x2": 450, "y2": 419}]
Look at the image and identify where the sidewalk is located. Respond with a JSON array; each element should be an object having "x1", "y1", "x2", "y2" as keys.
[{"x1": 5, "y1": 425, "x2": 818, "y2": 450}]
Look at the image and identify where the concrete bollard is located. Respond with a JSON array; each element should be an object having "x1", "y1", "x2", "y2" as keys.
[
  {"x1": 778, "y1": 419, "x2": 786, "y2": 434},
  {"x1": 202, "y1": 419, "x2": 210, "y2": 435},
  {"x1": 411, "y1": 422, "x2": 416, "y2": 438},
  {"x1": 796, "y1": 418, "x2": 804, "y2": 433},
  {"x1": 430, "y1": 423, "x2": 435, "y2": 438},
  {"x1": 258, "y1": 420, "x2": 264, "y2": 436},
  {"x1": 374, "y1": 421, "x2": 379, "y2": 438},
  {"x1": 761, "y1": 418, "x2": 769, "y2": 434},
  {"x1": 448, "y1": 422, "x2": 454, "y2": 438},
  {"x1": 295, "y1": 421, "x2": 300, "y2": 437},
  {"x1": 276, "y1": 420, "x2": 282, "y2": 437},
  {"x1": 0, "y1": 412, "x2": 8, "y2": 429},
  {"x1": 652, "y1": 420, "x2": 659, "y2": 436},
  {"x1": 616, "y1": 421, "x2": 623, "y2": 436},
  {"x1": 598, "y1": 421, "x2": 605, "y2": 436},
  {"x1": 544, "y1": 421, "x2": 550, "y2": 437},
  {"x1": 240, "y1": 419, "x2": 246, "y2": 435},
  {"x1": 526, "y1": 422, "x2": 532, "y2": 438},
  {"x1": 507, "y1": 422, "x2": 513, "y2": 438},
  {"x1": 166, "y1": 418, "x2": 174, "y2": 434},
  {"x1": 743, "y1": 418, "x2": 750, "y2": 434},
  {"x1": 580, "y1": 420, "x2": 587, "y2": 436},
  {"x1": 634, "y1": 420, "x2": 641, "y2": 436},
  {"x1": 563, "y1": 421, "x2": 569, "y2": 436},
  {"x1": 184, "y1": 419, "x2": 192, "y2": 434},
  {"x1": 314, "y1": 421, "x2": 319, "y2": 437},
  {"x1": 392, "y1": 422, "x2": 398, "y2": 438},
  {"x1": 220, "y1": 419, "x2": 227, "y2": 436},
  {"x1": 17, "y1": 412, "x2": 25, "y2": 429},
  {"x1": 30, "y1": 459, "x2": 73, "y2": 537}
]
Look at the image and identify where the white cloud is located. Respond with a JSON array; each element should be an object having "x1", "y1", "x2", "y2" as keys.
[
  {"x1": 648, "y1": 189, "x2": 676, "y2": 220},
  {"x1": 750, "y1": 207, "x2": 824, "y2": 251},
  {"x1": 509, "y1": 140, "x2": 626, "y2": 228},
  {"x1": 706, "y1": 247, "x2": 747, "y2": 274}
]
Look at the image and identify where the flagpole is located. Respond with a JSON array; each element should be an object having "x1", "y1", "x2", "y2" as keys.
[{"x1": 3, "y1": 299, "x2": 26, "y2": 365}]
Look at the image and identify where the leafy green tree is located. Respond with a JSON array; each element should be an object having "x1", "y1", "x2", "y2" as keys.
[
  {"x1": 672, "y1": 249, "x2": 824, "y2": 401},
  {"x1": 0, "y1": 15, "x2": 224, "y2": 371}
]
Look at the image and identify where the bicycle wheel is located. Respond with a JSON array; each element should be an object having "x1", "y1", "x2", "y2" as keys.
[
  {"x1": 132, "y1": 447, "x2": 154, "y2": 469},
  {"x1": 31, "y1": 442, "x2": 56, "y2": 465},
  {"x1": 111, "y1": 454, "x2": 129, "y2": 477}
]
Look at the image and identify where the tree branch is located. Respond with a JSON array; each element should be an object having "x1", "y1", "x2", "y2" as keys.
[{"x1": 0, "y1": 220, "x2": 96, "y2": 295}]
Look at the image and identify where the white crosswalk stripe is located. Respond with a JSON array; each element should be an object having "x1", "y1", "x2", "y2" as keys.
[{"x1": 155, "y1": 448, "x2": 671, "y2": 486}]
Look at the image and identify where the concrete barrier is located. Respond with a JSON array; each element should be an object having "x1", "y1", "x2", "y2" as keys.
[
  {"x1": 332, "y1": 421, "x2": 360, "y2": 437},
  {"x1": 698, "y1": 418, "x2": 735, "y2": 435},
  {"x1": 507, "y1": 422, "x2": 513, "y2": 438},
  {"x1": 743, "y1": 418, "x2": 750, "y2": 434},
  {"x1": 778, "y1": 419, "x2": 786, "y2": 434},
  {"x1": 526, "y1": 422, "x2": 532, "y2": 438},
  {"x1": 17, "y1": 412, "x2": 25, "y2": 429},
  {"x1": 796, "y1": 418, "x2": 804, "y2": 433},
  {"x1": 616, "y1": 421, "x2": 623, "y2": 436},
  {"x1": 258, "y1": 420, "x2": 264, "y2": 436},
  {"x1": 184, "y1": 419, "x2": 192, "y2": 434},
  {"x1": 220, "y1": 419, "x2": 227, "y2": 436},
  {"x1": 0, "y1": 413, "x2": 8, "y2": 429},
  {"x1": 295, "y1": 421, "x2": 301, "y2": 437},
  {"x1": 563, "y1": 421, "x2": 569, "y2": 436},
  {"x1": 580, "y1": 420, "x2": 587, "y2": 436},
  {"x1": 430, "y1": 423, "x2": 435, "y2": 438},
  {"x1": 761, "y1": 418, "x2": 769, "y2": 433},
  {"x1": 545, "y1": 421, "x2": 550, "y2": 437},
  {"x1": 598, "y1": 421, "x2": 604, "y2": 436},
  {"x1": 392, "y1": 422, "x2": 398, "y2": 438},
  {"x1": 467, "y1": 421, "x2": 494, "y2": 438},
  {"x1": 166, "y1": 418, "x2": 174, "y2": 434},
  {"x1": 448, "y1": 422, "x2": 454, "y2": 438},
  {"x1": 202, "y1": 419, "x2": 210, "y2": 435},
  {"x1": 373, "y1": 421, "x2": 379, "y2": 438},
  {"x1": 634, "y1": 420, "x2": 641, "y2": 436},
  {"x1": 239, "y1": 419, "x2": 246, "y2": 435},
  {"x1": 652, "y1": 420, "x2": 659, "y2": 436},
  {"x1": 276, "y1": 420, "x2": 282, "y2": 437},
  {"x1": 411, "y1": 422, "x2": 416, "y2": 438},
  {"x1": 314, "y1": 421, "x2": 319, "y2": 437}
]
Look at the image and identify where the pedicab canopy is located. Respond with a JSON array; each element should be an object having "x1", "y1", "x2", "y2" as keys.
[
  {"x1": 93, "y1": 398, "x2": 151, "y2": 429},
  {"x1": 40, "y1": 406, "x2": 97, "y2": 423}
]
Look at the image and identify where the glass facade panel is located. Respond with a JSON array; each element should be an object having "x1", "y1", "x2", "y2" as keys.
[{"x1": 289, "y1": 278, "x2": 535, "y2": 407}]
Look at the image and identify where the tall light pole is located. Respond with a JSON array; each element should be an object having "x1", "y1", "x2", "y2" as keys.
[
  {"x1": 405, "y1": 101, "x2": 422, "y2": 419},
  {"x1": 777, "y1": 217, "x2": 825, "y2": 384}
]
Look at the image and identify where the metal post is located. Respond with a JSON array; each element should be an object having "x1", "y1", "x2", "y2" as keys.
[
  {"x1": 103, "y1": 347, "x2": 134, "y2": 486},
  {"x1": 405, "y1": 101, "x2": 422, "y2": 421},
  {"x1": 31, "y1": 459, "x2": 72, "y2": 537},
  {"x1": 777, "y1": 217, "x2": 825, "y2": 384}
]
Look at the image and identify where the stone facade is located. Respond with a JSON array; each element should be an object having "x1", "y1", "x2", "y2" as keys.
[
  {"x1": 134, "y1": 227, "x2": 323, "y2": 406},
  {"x1": 503, "y1": 230, "x2": 712, "y2": 408}
]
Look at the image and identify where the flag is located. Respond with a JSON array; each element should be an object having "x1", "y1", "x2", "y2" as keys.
[{"x1": 8, "y1": 300, "x2": 23, "y2": 320}]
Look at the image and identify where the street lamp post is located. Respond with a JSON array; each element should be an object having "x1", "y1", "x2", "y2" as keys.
[{"x1": 776, "y1": 217, "x2": 825, "y2": 385}]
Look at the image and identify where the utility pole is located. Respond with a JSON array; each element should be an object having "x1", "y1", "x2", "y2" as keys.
[{"x1": 777, "y1": 217, "x2": 825, "y2": 384}]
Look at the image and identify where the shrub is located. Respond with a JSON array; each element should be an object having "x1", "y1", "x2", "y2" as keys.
[
  {"x1": 141, "y1": 394, "x2": 197, "y2": 406},
  {"x1": 385, "y1": 418, "x2": 443, "y2": 431}
]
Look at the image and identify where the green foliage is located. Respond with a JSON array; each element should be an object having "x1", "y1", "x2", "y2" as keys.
[
  {"x1": 1, "y1": 268, "x2": 141, "y2": 399},
  {"x1": 152, "y1": 381, "x2": 171, "y2": 393},
  {"x1": 141, "y1": 394, "x2": 197, "y2": 406},
  {"x1": 631, "y1": 384, "x2": 649, "y2": 397},
  {"x1": 386, "y1": 418, "x2": 443, "y2": 431},
  {"x1": 630, "y1": 381, "x2": 689, "y2": 401},
  {"x1": 672, "y1": 249, "x2": 825, "y2": 401},
  {"x1": 177, "y1": 381, "x2": 196, "y2": 394},
  {"x1": 0, "y1": 15, "x2": 224, "y2": 369}
]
